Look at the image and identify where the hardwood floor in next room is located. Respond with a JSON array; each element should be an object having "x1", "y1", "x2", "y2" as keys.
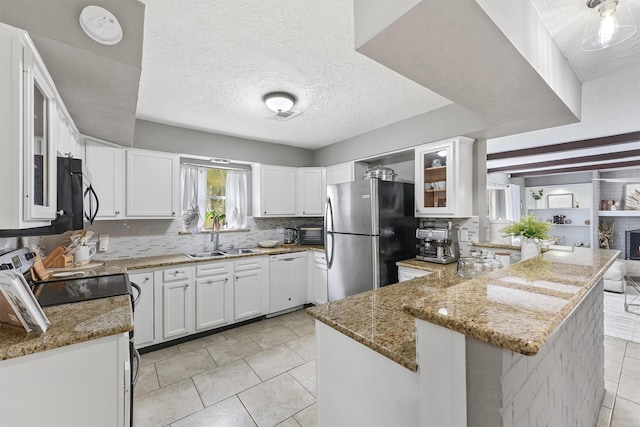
[{"x1": 133, "y1": 300, "x2": 640, "y2": 427}]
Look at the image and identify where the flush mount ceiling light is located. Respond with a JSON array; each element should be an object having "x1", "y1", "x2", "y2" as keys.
[
  {"x1": 79, "y1": 5, "x2": 123, "y2": 45},
  {"x1": 581, "y1": 0, "x2": 637, "y2": 51},
  {"x1": 263, "y1": 92, "x2": 296, "y2": 113}
]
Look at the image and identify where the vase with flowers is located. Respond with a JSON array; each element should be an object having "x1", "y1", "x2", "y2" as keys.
[
  {"x1": 499, "y1": 214, "x2": 552, "y2": 261},
  {"x1": 530, "y1": 189, "x2": 544, "y2": 208}
]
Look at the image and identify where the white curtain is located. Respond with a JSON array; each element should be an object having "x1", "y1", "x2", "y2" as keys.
[
  {"x1": 507, "y1": 184, "x2": 522, "y2": 222},
  {"x1": 225, "y1": 169, "x2": 247, "y2": 228},
  {"x1": 181, "y1": 165, "x2": 206, "y2": 232}
]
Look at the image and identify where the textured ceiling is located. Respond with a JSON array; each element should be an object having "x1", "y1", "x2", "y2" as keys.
[
  {"x1": 1, "y1": 0, "x2": 639, "y2": 167},
  {"x1": 135, "y1": 0, "x2": 452, "y2": 149},
  {"x1": 530, "y1": 0, "x2": 640, "y2": 83}
]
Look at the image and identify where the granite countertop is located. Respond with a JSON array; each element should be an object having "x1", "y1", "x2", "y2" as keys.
[
  {"x1": 1, "y1": 245, "x2": 324, "y2": 361},
  {"x1": 473, "y1": 242, "x2": 522, "y2": 251},
  {"x1": 307, "y1": 248, "x2": 620, "y2": 372},
  {"x1": 43, "y1": 245, "x2": 325, "y2": 279},
  {"x1": 0, "y1": 295, "x2": 133, "y2": 360}
]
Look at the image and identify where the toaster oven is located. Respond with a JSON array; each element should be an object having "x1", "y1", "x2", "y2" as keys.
[{"x1": 298, "y1": 225, "x2": 324, "y2": 245}]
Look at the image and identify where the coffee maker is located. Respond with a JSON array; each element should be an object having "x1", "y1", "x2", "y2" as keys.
[
  {"x1": 284, "y1": 227, "x2": 298, "y2": 245},
  {"x1": 416, "y1": 224, "x2": 460, "y2": 264}
]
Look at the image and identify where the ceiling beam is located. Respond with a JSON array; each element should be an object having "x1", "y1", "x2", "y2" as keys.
[
  {"x1": 506, "y1": 160, "x2": 640, "y2": 178},
  {"x1": 488, "y1": 149, "x2": 640, "y2": 174},
  {"x1": 487, "y1": 131, "x2": 640, "y2": 161}
]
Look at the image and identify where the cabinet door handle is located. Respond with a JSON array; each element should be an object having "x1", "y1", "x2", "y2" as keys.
[
  {"x1": 184, "y1": 284, "x2": 189, "y2": 288},
  {"x1": 115, "y1": 210, "x2": 120, "y2": 215},
  {"x1": 224, "y1": 278, "x2": 228, "y2": 283},
  {"x1": 171, "y1": 211, "x2": 176, "y2": 216},
  {"x1": 264, "y1": 211, "x2": 267, "y2": 215}
]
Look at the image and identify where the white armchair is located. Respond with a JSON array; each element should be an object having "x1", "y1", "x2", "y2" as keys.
[{"x1": 603, "y1": 261, "x2": 626, "y2": 293}]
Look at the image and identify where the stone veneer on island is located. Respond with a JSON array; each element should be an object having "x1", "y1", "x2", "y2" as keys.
[{"x1": 307, "y1": 247, "x2": 619, "y2": 427}]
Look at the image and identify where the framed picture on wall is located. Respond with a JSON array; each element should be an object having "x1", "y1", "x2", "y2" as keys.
[
  {"x1": 625, "y1": 184, "x2": 640, "y2": 210},
  {"x1": 547, "y1": 193, "x2": 573, "y2": 209}
]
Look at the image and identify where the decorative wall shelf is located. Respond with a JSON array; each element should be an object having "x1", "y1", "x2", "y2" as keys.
[{"x1": 598, "y1": 211, "x2": 640, "y2": 217}]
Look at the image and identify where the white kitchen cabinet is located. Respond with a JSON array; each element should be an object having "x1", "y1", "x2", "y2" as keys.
[
  {"x1": 252, "y1": 164, "x2": 296, "y2": 217},
  {"x1": 233, "y1": 256, "x2": 269, "y2": 321},
  {"x1": 414, "y1": 136, "x2": 474, "y2": 217},
  {"x1": 0, "y1": 333, "x2": 131, "y2": 427},
  {"x1": 308, "y1": 251, "x2": 328, "y2": 305},
  {"x1": 0, "y1": 24, "x2": 60, "y2": 229},
  {"x1": 128, "y1": 271, "x2": 156, "y2": 348},
  {"x1": 326, "y1": 162, "x2": 355, "y2": 185},
  {"x1": 297, "y1": 167, "x2": 326, "y2": 216},
  {"x1": 158, "y1": 266, "x2": 194, "y2": 340},
  {"x1": 54, "y1": 103, "x2": 81, "y2": 160},
  {"x1": 269, "y1": 252, "x2": 307, "y2": 314},
  {"x1": 397, "y1": 266, "x2": 432, "y2": 282},
  {"x1": 85, "y1": 139, "x2": 125, "y2": 219},
  {"x1": 195, "y1": 261, "x2": 233, "y2": 330},
  {"x1": 126, "y1": 148, "x2": 179, "y2": 218}
]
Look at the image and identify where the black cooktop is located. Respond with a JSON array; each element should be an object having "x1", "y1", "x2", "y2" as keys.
[{"x1": 31, "y1": 273, "x2": 132, "y2": 307}]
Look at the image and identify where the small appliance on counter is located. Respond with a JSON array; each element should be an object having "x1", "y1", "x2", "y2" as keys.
[
  {"x1": 416, "y1": 223, "x2": 460, "y2": 264},
  {"x1": 298, "y1": 225, "x2": 324, "y2": 245},
  {"x1": 284, "y1": 227, "x2": 298, "y2": 245},
  {"x1": 456, "y1": 253, "x2": 503, "y2": 279}
]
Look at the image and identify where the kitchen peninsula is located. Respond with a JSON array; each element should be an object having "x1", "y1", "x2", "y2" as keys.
[{"x1": 307, "y1": 247, "x2": 619, "y2": 427}]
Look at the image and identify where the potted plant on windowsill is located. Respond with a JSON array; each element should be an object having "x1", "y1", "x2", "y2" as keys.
[{"x1": 499, "y1": 215, "x2": 552, "y2": 260}]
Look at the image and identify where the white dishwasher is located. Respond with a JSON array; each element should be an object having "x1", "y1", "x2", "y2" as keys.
[{"x1": 269, "y1": 252, "x2": 308, "y2": 315}]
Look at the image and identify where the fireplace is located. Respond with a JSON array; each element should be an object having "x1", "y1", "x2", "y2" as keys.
[{"x1": 625, "y1": 229, "x2": 640, "y2": 260}]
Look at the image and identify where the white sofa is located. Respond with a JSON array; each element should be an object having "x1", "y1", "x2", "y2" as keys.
[{"x1": 604, "y1": 261, "x2": 626, "y2": 293}]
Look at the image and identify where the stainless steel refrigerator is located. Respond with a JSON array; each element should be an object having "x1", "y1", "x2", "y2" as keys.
[{"x1": 325, "y1": 179, "x2": 418, "y2": 301}]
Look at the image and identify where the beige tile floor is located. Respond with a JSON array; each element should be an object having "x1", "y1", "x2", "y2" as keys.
[
  {"x1": 134, "y1": 309, "x2": 317, "y2": 427},
  {"x1": 134, "y1": 307, "x2": 640, "y2": 427}
]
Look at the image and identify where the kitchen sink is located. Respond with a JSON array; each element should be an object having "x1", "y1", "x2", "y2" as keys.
[
  {"x1": 224, "y1": 248, "x2": 258, "y2": 255},
  {"x1": 185, "y1": 251, "x2": 227, "y2": 259}
]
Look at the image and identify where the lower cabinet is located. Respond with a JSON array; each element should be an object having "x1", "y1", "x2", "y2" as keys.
[
  {"x1": 397, "y1": 266, "x2": 432, "y2": 282},
  {"x1": 195, "y1": 262, "x2": 232, "y2": 330},
  {"x1": 131, "y1": 256, "x2": 269, "y2": 349},
  {"x1": 159, "y1": 266, "x2": 194, "y2": 340},
  {"x1": 234, "y1": 257, "x2": 269, "y2": 321},
  {"x1": 308, "y1": 251, "x2": 328, "y2": 305},
  {"x1": 128, "y1": 270, "x2": 156, "y2": 347},
  {"x1": 0, "y1": 333, "x2": 130, "y2": 427}
]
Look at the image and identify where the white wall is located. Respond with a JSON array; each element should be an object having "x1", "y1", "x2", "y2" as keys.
[
  {"x1": 133, "y1": 119, "x2": 314, "y2": 167},
  {"x1": 488, "y1": 68, "x2": 640, "y2": 153}
]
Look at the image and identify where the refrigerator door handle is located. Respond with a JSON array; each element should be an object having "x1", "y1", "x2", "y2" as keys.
[
  {"x1": 325, "y1": 197, "x2": 335, "y2": 269},
  {"x1": 326, "y1": 232, "x2": 335, "y2": 269}
]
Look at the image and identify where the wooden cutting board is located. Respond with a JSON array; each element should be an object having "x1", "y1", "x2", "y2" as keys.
[{"x1": 46, "y1": 262, "x2": 104, "y2": 273}]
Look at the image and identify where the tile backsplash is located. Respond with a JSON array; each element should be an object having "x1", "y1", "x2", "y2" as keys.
[{"x1": 14, "y1": 217, "x2": 323, "y2": 261}]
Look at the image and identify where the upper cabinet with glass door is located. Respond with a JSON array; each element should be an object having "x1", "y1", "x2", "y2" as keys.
[
  {"x1": 0, "y1": 23, "x2": 66, "y2": 229},
  {"x1": 414, "y1": 137, "x2": 474, "y2": 217},
  {"x1": 23, "y1": 49, "x2": 58, "y2": 223}
]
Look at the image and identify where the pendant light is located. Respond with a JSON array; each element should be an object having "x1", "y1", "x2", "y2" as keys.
[{"x1": 581, "y1": 0, "x2": 637, "y2": 51}]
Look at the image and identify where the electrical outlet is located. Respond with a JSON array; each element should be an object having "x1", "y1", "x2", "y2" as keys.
[
  {"x1": 460, "y1": 230, "x2": 469, "y2": 242},
  {"x1": 98, "y1": 234, "x2": 109, "y2": 252},
  {"x1": 276, "y1": 227, "x2": 284, "y2": 233}
]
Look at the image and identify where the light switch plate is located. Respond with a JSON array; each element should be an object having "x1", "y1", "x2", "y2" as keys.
[{"x1": 460, "y1": 230, "x2": 469, "y2": 242}]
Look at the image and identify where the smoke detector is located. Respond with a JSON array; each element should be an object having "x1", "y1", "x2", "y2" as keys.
[{"x1": 79, "y1": 5, "x2": 123, "y2": 45}]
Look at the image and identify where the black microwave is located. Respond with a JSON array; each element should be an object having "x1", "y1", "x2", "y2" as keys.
[
  {"x1": 0, "y1": 157, "x2": 91, "y2": 237},
  {"x1": 298, "y1": 225, "x2": 324, "y2": 245}
]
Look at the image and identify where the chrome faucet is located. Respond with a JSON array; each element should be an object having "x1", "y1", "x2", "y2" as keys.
[
  {"x1": 211, "y1": 228, "x2": 220, "y2": 251},
  {"x1": 211, "y1": 215, "x2": 220, "y2": 251}
]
